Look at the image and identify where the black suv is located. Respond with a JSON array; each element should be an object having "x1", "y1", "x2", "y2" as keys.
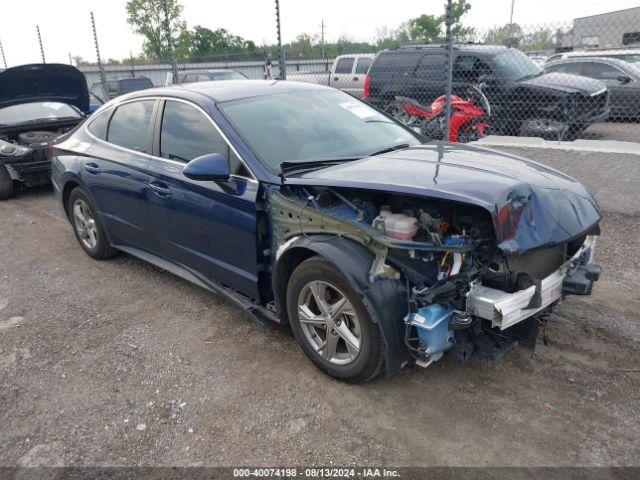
[{"x1": 365, "y1": 44, "x2": 610, "y2": 139}]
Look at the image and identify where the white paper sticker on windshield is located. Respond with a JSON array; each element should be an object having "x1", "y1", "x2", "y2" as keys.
[{"x1": 339, "y1": 101, "x2": 379, "y2": 119}]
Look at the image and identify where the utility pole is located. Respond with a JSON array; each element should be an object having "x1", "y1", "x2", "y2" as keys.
[
  {"x1": 508, "y1": 0, "x2": 516, "y2": 45},
  {"x1": 275, "y1": 0, "x2": 286, "y2": 79},
  {"x1": 91, "y1": 12, "x2": 109, "y2": 100},
  {"x1": 0, "y1": 39, "x2": 7, "y2": 69},
  {"x1": 68, "y1": 52, "x2": 73, "y2": 65},
  {"x1": 320, "y1": 19, "x2": 326, "y2": 61},
  {"x1": 443, "y1": 0, "x2": 454, "y2": 145},
  {"x1": 36, "y1": 25, "x2": 45, "y2": 63},
  {"x1": 162, "y1": 0, "x2": 179, "y2": 84}
]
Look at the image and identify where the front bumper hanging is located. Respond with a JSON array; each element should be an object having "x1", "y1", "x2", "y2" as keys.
[{"x1": 466, "y1": 236, "x2": 599, "y2": 330}]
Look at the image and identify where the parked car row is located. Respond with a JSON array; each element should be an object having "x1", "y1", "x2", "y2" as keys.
[{"x1": 0, "y1": 60, "x2": 603, "y2": 383}]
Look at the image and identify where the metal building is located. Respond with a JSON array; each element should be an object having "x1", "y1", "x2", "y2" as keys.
[{"x1": 573, "y1": 6, "x2": 640, "y2": 48}]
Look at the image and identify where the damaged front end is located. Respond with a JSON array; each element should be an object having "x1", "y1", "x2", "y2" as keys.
[{"x1": 269, "y1": 180, "x2": 601, "y2": 372}]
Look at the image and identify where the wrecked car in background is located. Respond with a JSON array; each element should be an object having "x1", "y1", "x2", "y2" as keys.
[
  {"x1": 51, "y1": 81, "x2": 602, "y2": 382},
  {"x1": 0, "y1": 63, "x2": 90, "y2": 199}
]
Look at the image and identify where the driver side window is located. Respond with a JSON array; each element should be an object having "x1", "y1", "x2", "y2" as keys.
[
  {"x1": 453, "y1": 55, "x2": 492, "y2": 83},
  {"x1": 160, "y1": 100, "x2": 250, "y2": 177}
]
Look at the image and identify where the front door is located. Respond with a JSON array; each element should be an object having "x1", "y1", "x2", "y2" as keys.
[{"x1": 145, "y1": 99, "x2": 260, "y2": 299}]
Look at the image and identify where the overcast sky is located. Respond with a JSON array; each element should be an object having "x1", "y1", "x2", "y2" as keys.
[{"x1": 0, "y1": 0, "x2": 636, "y2": 66}]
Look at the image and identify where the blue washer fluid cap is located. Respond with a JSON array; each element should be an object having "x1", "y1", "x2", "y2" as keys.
[{"x1": 409, "y1": 303, "x2": 455, "y2": 363}]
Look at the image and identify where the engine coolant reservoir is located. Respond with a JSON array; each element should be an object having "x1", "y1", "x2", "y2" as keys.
[{"x1": 373, "y1": 207, "x2": 419, "y2": 241}]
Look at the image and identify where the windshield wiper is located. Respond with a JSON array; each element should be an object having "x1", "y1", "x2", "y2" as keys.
[
  {"x1": 280, "y1": 157, "x2": 360, "y2": 175},
  {"x1": 368, "y1": 143, "x2": 411, "y2": 157}
]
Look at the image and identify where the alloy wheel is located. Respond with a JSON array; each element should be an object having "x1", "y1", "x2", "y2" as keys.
[
  {"x1": 72, "y1": 199, "x2": 99, "y2": 250},
  {"x1": 297, "y1": 280, "x2": 362, "y2": 365}
]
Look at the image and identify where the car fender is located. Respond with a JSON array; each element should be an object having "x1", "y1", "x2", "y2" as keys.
[{"x1": 274, "y1": 235, "x2": 410, "y2": 375}]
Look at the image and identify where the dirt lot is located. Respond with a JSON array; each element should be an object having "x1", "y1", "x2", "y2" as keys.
[{"x1": 0, "y1": 184, "x2": 639, "y2": 468}]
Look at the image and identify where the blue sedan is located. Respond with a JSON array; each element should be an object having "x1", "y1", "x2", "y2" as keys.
[{"x1": 52, "y1": 80, "x2": 602, "y2": 382}]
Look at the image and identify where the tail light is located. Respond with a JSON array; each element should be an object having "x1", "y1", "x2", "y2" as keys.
[{"x1": 363, "y1": 74, "x2": 371, "y2": 99}]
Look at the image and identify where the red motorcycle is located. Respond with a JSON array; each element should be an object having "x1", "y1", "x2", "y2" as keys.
[{"x1": 391, "y1": 85, "x2": 492, "y2": 143}]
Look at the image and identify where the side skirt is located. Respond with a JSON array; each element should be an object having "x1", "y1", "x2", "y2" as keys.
[{"x1": 115, "y1": 245, "x2": 282, "y2": 329}]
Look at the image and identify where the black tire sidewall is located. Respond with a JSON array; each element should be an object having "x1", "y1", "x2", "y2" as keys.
[
  {"x1": 67, "y1": 187, "x2": 113, "y2": 259},
  {"x1": 0, "y1": 165, "x2": 14, "y2": 200},
  {"x1": 286, "y1": 257, "x2": 383, "y2": 383}
]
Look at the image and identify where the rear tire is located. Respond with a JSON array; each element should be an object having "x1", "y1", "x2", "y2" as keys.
[
  {"x1": 0, "y1": 165, "x2": 14, "y2": 200},
  {"x1": 67, "y1": 187, "x2": 118, "y2": 260},
  {"x1": 286, "y1": 256, "x2": 385, "y2": 383}
]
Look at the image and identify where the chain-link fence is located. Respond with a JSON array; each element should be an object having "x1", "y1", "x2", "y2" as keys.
[{"x1": 78, "y1": 6, "x2": 640, "y2": 143}]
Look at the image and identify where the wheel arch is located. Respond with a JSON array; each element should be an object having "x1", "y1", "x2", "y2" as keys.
[{"x1": 272, "y1": 235, "x2": 410, "y2": 375}]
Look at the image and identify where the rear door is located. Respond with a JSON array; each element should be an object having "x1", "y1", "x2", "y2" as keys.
[
  {"x1": 331, "y1": 57, "x2": 356, "y2": 91},
  {"x1": 410, "y1": 52, "x2": 447, "y2": 104},
  {"x1": 582, "y1": 61, "x2": 637, "y2": 116},
  {"x1": 145, "y1": 99, "x2": 260, "y2": 299},
  {"x1": 83, "y1": 99, "x2": 159, "y2": 253},
  {"x1": 344, "y1": 56, "x2": 373, "y2": 97}
]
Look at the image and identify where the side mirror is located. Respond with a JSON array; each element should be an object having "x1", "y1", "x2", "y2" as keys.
[
  {"x1": 477, "y1": 74, "x2": 501, "y2": 86},
  {"x1": 617, "y1": 75, "x2": 632, "y2": 84},
  {"x1": 183, "y1": 153, "x2": 230, "y2": 181}
]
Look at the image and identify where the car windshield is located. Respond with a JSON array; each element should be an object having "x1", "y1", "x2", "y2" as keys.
[
  {"x1": 0, "y1": 101, "x2": 81, "y2": 126},
  {"x1": 491, "y1": 49, "x2": 543, "y2": 81},
  {"x1": 219, "y1": 90, "x2": 421, "y2": 173},
  {"x1": 207, "y1": 71, "x2": 246, "y2": 80}
]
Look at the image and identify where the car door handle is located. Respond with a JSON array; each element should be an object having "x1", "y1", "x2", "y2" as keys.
[
  {"x1": 83, "y1": 162, "x2": 101, "y2": 175},
  {"x1": 334, "y1": 77, "x2": 339, "y2": 81},
  {"x1": 148, "y1": 181, "x2": 172, "y2": 197},
  {"x1": 353, "y1": 77, "x2": 359, "y2": 81}
]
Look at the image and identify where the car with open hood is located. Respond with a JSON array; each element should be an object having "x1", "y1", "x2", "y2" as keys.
[
  {"x1": 51, "y1": 81, "x2": 602, "y2": 382},
  {"x1": 0, "y1": 63, "x2": 90, "y2": 199}
]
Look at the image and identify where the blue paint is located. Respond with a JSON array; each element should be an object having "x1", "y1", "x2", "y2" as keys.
[{"x1": 409, "y1": 304, "x2": 455, "y2": 362}]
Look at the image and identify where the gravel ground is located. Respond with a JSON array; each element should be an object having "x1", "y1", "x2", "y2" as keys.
[{"x1": 0, "y1": 186, "x2": 639, "y2": 468}]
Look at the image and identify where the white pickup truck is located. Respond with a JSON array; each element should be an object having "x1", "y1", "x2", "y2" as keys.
[{"x1": 287, "y1": 54, "x2": 376, "y2": 98}]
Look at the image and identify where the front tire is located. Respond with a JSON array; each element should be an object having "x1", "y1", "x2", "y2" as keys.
[
  {"x1": 0, "y1": 165, "x2": 15, "y2": 200},
  {"x1": 68, "y1": 187, "x2": 118, "y2": 260},
  {"x1": 286, "y1": 256, "x2": 385, "y2": 383}
]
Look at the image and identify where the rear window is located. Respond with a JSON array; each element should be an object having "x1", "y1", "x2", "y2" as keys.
[
  {"x1": 87, "y1": 108, "x2": 113, "y2": 140},
  {"x1": 335, "y1": 57, "x2": 355, "y2": 74},
  {"x1": 355, "y1": 58, "x2": 372, "y2": 74},
  {"x1": 370, "y1": 51, "x2": 425, "y2": 75},
  {"x1": 107, "y1": 100, "x2": 155, "y2": 152}
]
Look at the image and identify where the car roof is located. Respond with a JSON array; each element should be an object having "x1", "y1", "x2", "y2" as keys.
[
  {"x1": 181, "y1": 69, "x2": 241, "y2": 74},
  {"x1": 392, "y1": 44, "x2": 509, "y2": 55},
  {"x1": 116, "y1": 79, "x2": 330, "y2": 103},
  {"x1": 546, "y1": 57, "x2": 632, "y2": 69}
]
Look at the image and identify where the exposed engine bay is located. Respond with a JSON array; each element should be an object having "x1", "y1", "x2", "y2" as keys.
[
  {"x1": 270, "y1": 185, "x2": 601, "y2": 369},
  {"x1": 0, "y1": 127, "x2": 74, "y2": 187}
]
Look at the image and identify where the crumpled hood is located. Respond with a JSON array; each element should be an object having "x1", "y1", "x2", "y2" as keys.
[
  {"x1": 520, "y1": 72, "x2": 606, "y2": 96},
  {"x1": 285, "y1": 143, "x2": 602, "y2": 254},
  {"x1": 0, "y1": 63, "x2": 89, "y2": 113}
]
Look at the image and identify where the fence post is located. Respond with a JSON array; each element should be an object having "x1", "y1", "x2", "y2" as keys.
[
  {"x1": 36, "y1": 25, "x2": 45, "y2": 63},
  {"x1": 91, "y1": 12, "x2": 109, "y2": 100},
  {"x1": 443, "y1": 0, "x2": 454, "y2": 143},
  {"x1": 162, "y1": 0, "x2": 179, "y2": 84},
  {"x1": 0, "y1": 39, "x2": 7, "y2": 69},
  {"x1": 275, "y1": 0, "x2": 286, "y2": 79}
]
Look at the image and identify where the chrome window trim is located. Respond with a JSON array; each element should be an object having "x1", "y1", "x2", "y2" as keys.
[{"x1": 84, "y1": 95, "x2": 257, "y2": 183}]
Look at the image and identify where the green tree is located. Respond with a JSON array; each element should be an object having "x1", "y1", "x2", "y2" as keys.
[
  {"x1": 126, "y1": 0, "x2": 188, "y2": 61},
  {"x1": 406, "y1": 0, "x2": 473, "y2": 43},
  {"x1": 484, "y1": 23, "x2": 523, "y2": 47}
]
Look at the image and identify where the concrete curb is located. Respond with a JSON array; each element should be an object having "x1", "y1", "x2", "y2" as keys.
[{"x1": 473, "y1": 136, "x2": 640, "y2": 156}]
